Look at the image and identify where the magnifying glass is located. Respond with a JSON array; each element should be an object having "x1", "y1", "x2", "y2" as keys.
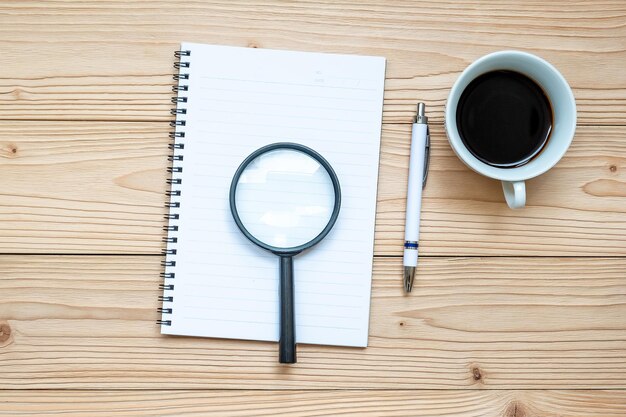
[{"x1": 229, "y1": 142, "x2": 341, "y2": 364}]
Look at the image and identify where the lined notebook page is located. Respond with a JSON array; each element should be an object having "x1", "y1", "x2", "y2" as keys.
[{"x1": 161, "y1": 43, "x2": 386, "y2": 347}]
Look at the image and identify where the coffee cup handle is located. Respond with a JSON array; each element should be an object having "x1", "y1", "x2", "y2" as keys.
[{"x1": 502, "y1": 181, "x2": 526, "y2": 209}]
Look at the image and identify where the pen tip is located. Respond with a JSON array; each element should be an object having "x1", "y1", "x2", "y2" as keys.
[{"x1": 403, "y1": 266, "x2": 415, "y2": 293}]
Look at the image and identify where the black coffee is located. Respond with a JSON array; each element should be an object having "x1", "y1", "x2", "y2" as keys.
[{"x1": 456, "y1": 70, "x2": 552, "y2": 168}]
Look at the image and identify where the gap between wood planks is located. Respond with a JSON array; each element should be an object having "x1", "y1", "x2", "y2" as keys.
[
  {"x1": 0, "y1": 118, "x2": 623, "y2": 127},
  {"x1": 0, "y1": 253, "x2": 624, "y2": 258}
]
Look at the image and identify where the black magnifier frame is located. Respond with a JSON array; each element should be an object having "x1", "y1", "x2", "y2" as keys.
[{"x1": 229, "y1": 142, "x2": 341, "y2": 364}]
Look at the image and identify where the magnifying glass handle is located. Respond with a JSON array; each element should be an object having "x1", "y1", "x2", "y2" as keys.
[{"x1": 279, "y1": 255, "x2": 296, "y2": 364}]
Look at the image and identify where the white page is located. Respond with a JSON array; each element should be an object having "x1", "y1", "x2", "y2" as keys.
[{"x1": 161, "y1": 43, "x2": 386, "y2": 347}]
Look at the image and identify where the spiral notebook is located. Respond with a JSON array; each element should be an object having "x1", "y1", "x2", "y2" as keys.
[{"x1": 160, "y1": 43, "x2": 386, "y2": 347}]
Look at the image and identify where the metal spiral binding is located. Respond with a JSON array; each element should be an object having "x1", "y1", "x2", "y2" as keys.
[{"x1": 158, "y1": 49, "x2": 190, "y2": 327}]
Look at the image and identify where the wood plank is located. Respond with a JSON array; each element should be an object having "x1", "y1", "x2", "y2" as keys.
[
  {"x1": 1, "y1": 390, "x2": 626, "y2": 417},
  {"x1": 0, "y1": 1, "x2": 623, "y2": 124},
  {"x1": 0, "y1": 121, "x2": 623, "y2": 256},
  {"x1": 1, "y1": 255, "x2": 624, "y2": 389},
  {"x1": 378, "y1": 123, "x2": 626, "y2": 256},
  {"x1": 0, "y1": 122, "x2": 168, "y2": 254}
]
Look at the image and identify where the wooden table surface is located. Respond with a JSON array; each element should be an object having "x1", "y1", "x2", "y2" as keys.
[{"x1": 1, "y1": 1, "x2": 625, "y2": 415}]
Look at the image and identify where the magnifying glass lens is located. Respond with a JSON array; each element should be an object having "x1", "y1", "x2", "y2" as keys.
[{"x1": 234, "y1": 149, "x2": 335, "y2": 249}]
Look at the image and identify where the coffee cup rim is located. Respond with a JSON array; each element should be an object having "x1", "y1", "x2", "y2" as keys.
[{"x1": 445, "y1": 50, "x2": 576, "y2": 182}]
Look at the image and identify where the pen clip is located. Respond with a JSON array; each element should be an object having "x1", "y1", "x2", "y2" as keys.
[{"x1": 422, "y1": 127, "x2": 430, "y2": 188}]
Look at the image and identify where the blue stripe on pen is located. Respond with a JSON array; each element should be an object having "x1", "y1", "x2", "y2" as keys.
[{"x1": 404, "y1": 242, "x2": 419, "y2": 249}]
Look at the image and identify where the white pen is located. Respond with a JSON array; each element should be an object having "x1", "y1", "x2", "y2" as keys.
[{"x1": 403, "y1": 103, "x2": 430, "y2": 292}]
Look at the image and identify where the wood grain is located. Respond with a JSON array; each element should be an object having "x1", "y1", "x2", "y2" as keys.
[
  {"x1": 0, "y1": 1, "x2": 624, "y2": 124},
  {"x1": 1, "y1": 390, "x2": 626, "y2": 417},
  {"x1": 378, "y1": 123, "x2": 626, "y2": 256},
  {"x1": 1, "y1": 255, "x2": 624, "y2": 389},
  {"x1": 0, "y1": 121, "x2": 623, "y2": 255},
  {"x1": 0, "y1": 121, "x2": 168, "y2": 253}
]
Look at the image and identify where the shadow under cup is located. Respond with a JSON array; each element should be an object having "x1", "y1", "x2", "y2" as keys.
[{"x1": 445, "y1": 51, "x2": 577, "y2": 208}]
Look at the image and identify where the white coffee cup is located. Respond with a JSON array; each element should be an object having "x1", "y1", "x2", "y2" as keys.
[{"x1": 445, "y1": 51, "x2": 576, "y2": 209}]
